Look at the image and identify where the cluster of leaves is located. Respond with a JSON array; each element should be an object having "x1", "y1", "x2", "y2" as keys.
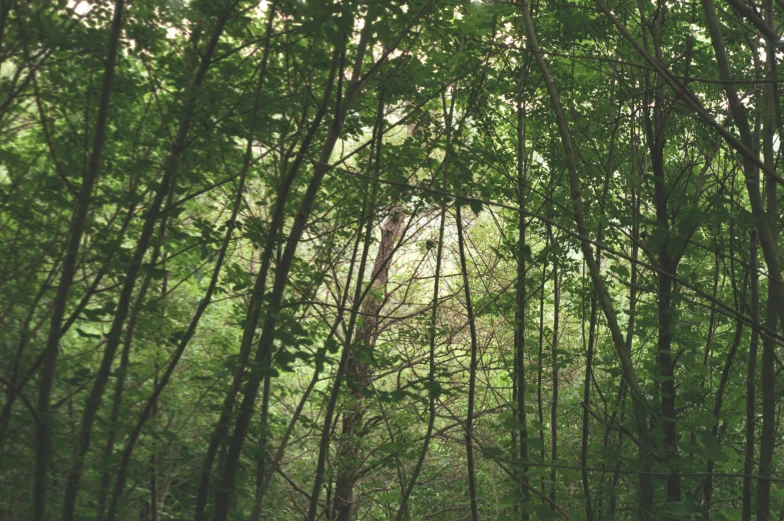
[{"x1": 1, "y1": 0, "x2": 783, "y2": 521}]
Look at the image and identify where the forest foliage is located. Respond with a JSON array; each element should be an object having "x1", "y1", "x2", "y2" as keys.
[{"x1": 1, "y1": 0, "x2": 784, "y2": 520}]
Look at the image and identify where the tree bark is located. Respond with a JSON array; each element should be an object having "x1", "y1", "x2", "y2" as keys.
[
  {"x1": 743, "y1": 230, "x2": 760, "y2": 521},
  {"x1": 757, "y1": 2, "x2": 780, "y2": 516},
  {"x1": 514, "y1": 67, "x2": 531, "y2": 519},
  {"x1": 549, "y1": 259, "x2": 559, "y2": 509},
  {"x1": 456, "y1": 204, "x2": 480, "y2": 521},
  {"x1": 34, "y1": 1, "x2": 125, "y2": 518},
  {"x1": 332, "y1": 211, "x2": 405, "y2": 521}
]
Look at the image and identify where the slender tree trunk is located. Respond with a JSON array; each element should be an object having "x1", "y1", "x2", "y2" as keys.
[
  {"x1": 758, "y1": 237, "x2": 777, "y2": 521},
  {"x1": 581, "y1": 281, "x2": 597, "y2": 521},
  {"x1": 600, "y1": 179, "x2": 638, "y2": 517},
  {"x1": 644, "y1": 7, "x2": 681, "y2": 501},
  {"x1": 456, "y1": 204, "x2": 480, "y2": 521},
  {"x1": 657, "y1": 253, "x2": 680, "y2": 503},
  {"x1": 34, "y1": 1, "x2": 125, "y2": 518},
  {"x1": 743, "y1": 231, "x2": 760, "y2": 521},
  {"x1": 305, "y1": 180, "x2": 377, "y2": 521},
  {"x1": 192, "y1": 11, "x2": 334, "y2": 519},
  {"x1": 149, "y1": 365, "x2": 160, "y2": 521},
  {"x1": 213, "y1": 20, "x2": 378, "y2": 517},
  {"x1": 514, "y1": 64, "x2": 530, "y2": 519},
  {"x1": 520, "y1": 1, "x2": 655, "y2": 516},
  {"x1": 96, "y1": 180, "x2": 174, "y2": 521},
  {"x1": 252, "y1": 209, "x2": 365, "y2": 515},
  {"x1": 537, "y1": 236, "x2": 548, "y2": 475},
  {"x1": 704, "y1": 294, "x2": 744, "y2": 518},
  {"x1": 331, "y1": 82, "x2": 389, "y2": 521},
  {"x1": 607, "y1": 384, "x2": 627, "y2": 519},
  {"x1": 580, "y1": 85, "x2": 616, "y2": 515},
  {"x1": 395, "y1": 205, "x2": 445, "y2": 521},
  {"x1": 332, "y1": 211, "x2": 405, "y2": 521},
  {"x1": 62, "y1": 12, "x2": 230, "y2": 519},
  {"x1": 757, "y1": 2, "x2": 780, "y2": 516},
  {"x1": 549, "y1": 259, "x2": 559, "y2": 509},
  {"x1": 148, "y1": 264, "x2": 168, "y2": 521},
  {"x1": 95, "y1": 253, "x2": 161, "y2": 521}
]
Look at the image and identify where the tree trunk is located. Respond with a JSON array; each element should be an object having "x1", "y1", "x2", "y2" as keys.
[
  {"x1": 332, "y1": 210, "x2": 405, "y2": 521},
  {"x1": 743, "y1": 231, "x2": 760, "y2": 521},
  {"x1": 549, "y1": 259, "x2": 559, "y2": 509},
  {"x1": 456, "y1": 204, "x2": 480, "y2": 521},
  {"x1": 34, "y1": 1, "x2": 125, "y2": 518},
  {"x1": 537, "y1": 236, "x2": 548, "y2": 477},
  {"x1": 514, "y1": 67, "x2": 530, "y2": 519},
  {"x1": 757, "y1": 1, "x2": 780, "y2": 515}
]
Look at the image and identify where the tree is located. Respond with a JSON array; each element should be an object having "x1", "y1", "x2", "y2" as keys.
[{"x1": 1, "y1": 1, "x2": 782, "y2": 520}]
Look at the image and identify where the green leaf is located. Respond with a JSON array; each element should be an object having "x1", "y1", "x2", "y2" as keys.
[
  {"x1": 700, "y1": 433, "x2": 728, "y2": 462},
  {"x1": 480, "y1": 446, "x2": 505, "y2": 458},
  {"x1": 647, "y1": 225, "x2": 668, "y2": 249},
  {"x1": 501, "y1": 416, "x2": 526, "y2": 431},
  {"x1": 422, "y1": 380, "x2": 443, "y2": 397},
  {"x1": 390, "y1": 389, "x2": 406, "y2": 401}
]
